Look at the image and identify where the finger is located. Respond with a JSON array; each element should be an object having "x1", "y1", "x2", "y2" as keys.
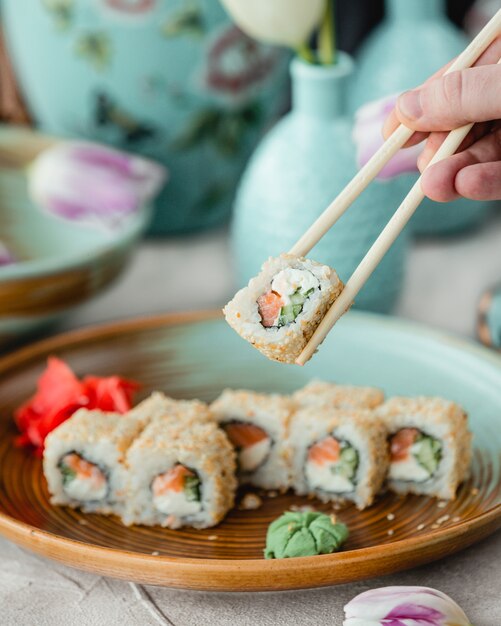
[
  {"x1": 395, "y1": 64, "x2": 501, "y2": 131},
  {"x1": 420, "y1": 128, "x2": 501, "y2": 201},
  {"x1": 417, "y1": 122, "x2": 492, "y2": 171},
  {"x1": 382, "y1": 109, "x2": 429, "y2": 146},
  {"x1": 455, "y1": 161, "x2": 501, "y2": 201},
  {"x1": 382, "y1": 36, "x2": 501, "y2": 139}
]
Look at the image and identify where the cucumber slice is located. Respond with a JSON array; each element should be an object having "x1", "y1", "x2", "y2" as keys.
[
  {"x1": 60, "y1": 465, "x2": 77, "y2": 486},
  {"x1": 184, "y1": 474, "x2": 201, "y2": 502},
  {"x1": 414, "y1": 436, "x2": 442, "y2": 476},
  {"x1": 278, "y1": 304, "x2": 297, "y2": 326},
  {"x1": 289, "y1": 291, "x2": 304, "y2": 306},
  {"x1": 278, "y1": 288, "x2": 316, "y2": 327},
  {"x1": 330, "y1": 445, "x2": 359, "y2": 481}
]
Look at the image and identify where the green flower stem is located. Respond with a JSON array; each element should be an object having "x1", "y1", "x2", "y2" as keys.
[
  {"x1": 318, "y1": 0, "x2": 336, "y2": 66},
  {"x1": 296, "y1": 41, "x2": 315, "y2": 64}
]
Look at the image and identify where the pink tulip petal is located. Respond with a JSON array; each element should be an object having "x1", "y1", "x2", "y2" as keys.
[
  {"x1": 71, "y1": 144, "x2": 135, "y2": 175},
  {"x1": 387, "y1": 602, "x2": 444, "y2": 621},
  {"x1": 353, "y1": 94, "x2": 422, "y2": 180},
  {"x1": 29, "y1": 141, "x2": 167, "y2": 229},
  {"x1": 344, "y1": 586, "x2": 471, "y2": 626},
  {"x1": 0, "y1": 242, "x2": 15, "y2": 266}
]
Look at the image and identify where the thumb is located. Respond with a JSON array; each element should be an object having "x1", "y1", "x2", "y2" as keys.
[{"x1": 395, "y1": 64, "x2": 501, "y2": 131}]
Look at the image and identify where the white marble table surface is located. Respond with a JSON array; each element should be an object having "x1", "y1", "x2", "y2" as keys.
[{"x1": 2, "y1": 211, "x2": 501, "y2": 625}]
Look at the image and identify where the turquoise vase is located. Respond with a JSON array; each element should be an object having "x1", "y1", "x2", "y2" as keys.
[
  {"x1": 2, "y1": 0, "x2": 287, "y2": 235},
  {"x1": 231, "y1": 54, "x2": 410, "y2": 314},
  {"x1": 349, "y1": 0, "x2": 491, "y2": 236}
]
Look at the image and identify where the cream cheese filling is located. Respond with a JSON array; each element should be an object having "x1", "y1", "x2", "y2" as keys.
[
  {"x1": 153, "y1": 490, "x2": 202, "y2": 517},
  {"x1": 390, "y1": 441, "x2": 432, "y2": 483},
  {"x1": 305, "y1": 461, "x2": 354, "y2": 494},
  {"x1": 239, "y1": 437, "x2": 272, "y2": 472},
  {"x1": 62, "y1": 469, "x2": 108, "y2": 502}
]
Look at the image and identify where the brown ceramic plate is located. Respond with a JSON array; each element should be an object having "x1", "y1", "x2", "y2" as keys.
[{"x1": 0, "y1": 311, "x2": 500, "y2": 591}]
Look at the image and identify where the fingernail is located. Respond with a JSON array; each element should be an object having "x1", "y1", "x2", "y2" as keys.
[
  {"x1": 382, "y1": 115, "x2": 393, "y2": 139},
  {"x1": 398, "y1": 90, "x2": 422, "y2": 120}
]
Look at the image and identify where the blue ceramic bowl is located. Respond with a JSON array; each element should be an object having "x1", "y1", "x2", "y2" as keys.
[{"x1": 0, "y1": 142, "x2": 150, "y2": 346}]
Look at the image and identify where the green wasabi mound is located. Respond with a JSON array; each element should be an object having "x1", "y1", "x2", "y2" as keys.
[{"x1": 264, "y1": 511, "x2": 349, "y2": 559}]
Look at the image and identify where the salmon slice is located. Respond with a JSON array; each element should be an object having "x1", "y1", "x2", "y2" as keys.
[
  {"x1": 308, "y1": 436, "x2": 341, "y2": 465},
  {"x1": 63, "y1": 453, "x2": 106, "y2": 486},
  {"x1": 257, "y1": 291, "x2": 284, "y2": 327},
  {"x1": 152, "y1": 465, "x2": 194, "y2": 496},
  {"x1": 224, "y1": 422, "x2": 269, "y2": 449},
  {"x1": 390, "y1": 428, "x2": 420, "y2": 461}
]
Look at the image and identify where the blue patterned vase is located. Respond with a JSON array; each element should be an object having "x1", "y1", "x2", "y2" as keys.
[
  {"x1": 349, "y1": 0, "x2": 491, "y2": 236},
  {"x1": 2, "y1": 0, "x2": 288, "y2": 234},
  {"x1": 231, "y1": 53, "x2": 411, "y2": 314}
]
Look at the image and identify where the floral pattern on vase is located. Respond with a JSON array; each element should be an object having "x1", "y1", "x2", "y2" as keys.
[{"x1": 3, "y1": 0, "x2": 288, "y2": 233}]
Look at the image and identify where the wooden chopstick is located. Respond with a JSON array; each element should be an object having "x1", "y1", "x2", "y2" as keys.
[
  {"x1": 294, "y1": 16, "x2": 501, "y2": 366},
  {"x1": 289, "y1": 8, "x2": 501, "y2": 259}
]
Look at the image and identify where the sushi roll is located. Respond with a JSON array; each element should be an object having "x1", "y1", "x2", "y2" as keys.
[
  {"x1": 128, "y1": 391, "x2": 213, "y2": 427},
  {"x1": 377, "y1": 397, "x2": 472, "y2": 500},
  {"x1": 223, "y1": 254, "x2": 344, "y2": 363},
  {"x1": 43, "y1": 408, "x2": 142, "y2": 515},
  {"x1": 210, "y1": 389, "x2": 294, "y2": 490},
  {"x1": 123, "y1": 418, "x2": 236, "y2": 529},
  {"x1": 290, "y1": 406, "x2": 388, "y2": 509},
  {"x1": 293, "y1": 380, "x2": 384, "y2": 410}
]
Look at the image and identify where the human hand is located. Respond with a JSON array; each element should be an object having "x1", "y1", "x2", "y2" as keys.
[{"x1": 383, "y1": 37, "x2": 501, "y2": 202}]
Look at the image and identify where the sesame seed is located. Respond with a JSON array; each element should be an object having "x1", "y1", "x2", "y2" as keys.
[
  {"x1": 290, "y1": 504, "x2": 316, "y2": 513},
  {"x1": 471, "y1": 487, "x2": 479, "y2": 496},
  {"x1": 437, "y1": 501, "x2": 447, "y2": 508},
  {"x1": 387, "y1": 513, "x2": 395, "y2": 521},
  {"x1": 417, "y1": 524, "x2": 425, "y2": 531},
  {"x1": 437, "y1": 515, "x2": 450, "y2": 525},
  {"x1": 151, "y1": 551, "x2": 160, "y2": 556},
  {"x1": 452, "y1": 516, "x2": 461, "y2": 523},
  {"x1": 208, "y1": 535, "x2": 218, "y2": 541},
  {"x1": 78, "y1": 519, "x2": 89, "y2": 526},
  {"x1": 387, "y1": 529, "x2": 394, "y2": 536},
  {"x1": 239, "y1": 493, "x2": 263, "y2": 511},
  {"x1": 431, "y1": 524, "x2": 439, "y2": 530}
]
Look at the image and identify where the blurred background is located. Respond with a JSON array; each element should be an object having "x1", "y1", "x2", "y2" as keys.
[{"x1": 0, "y1": 0, "x2": 500, "y2": 351}]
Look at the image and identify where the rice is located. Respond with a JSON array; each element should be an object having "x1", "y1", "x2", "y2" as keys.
[
  {"x1": 122, "y1": 418, "x2": 237, "y2": 529},
  {"x1": 376, "y1": 396, "x2": 472, "y2": 500},
  {"x1": 210, "y1": 389, "x2": 294, "y2": 490},
  {"x1": 289, "y1": 405, "x2": 388, "y2": 509},
  {"x1": 43, "y1": 408, "x2": 143, "y2": 515},
  {"x1": 293, "y1": 380, "x2": 384, "y2": 410}
]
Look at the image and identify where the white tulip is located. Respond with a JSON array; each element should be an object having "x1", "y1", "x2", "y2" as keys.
[{"x1": 219, "y1": 0, "x2": 327, "y2": 48}]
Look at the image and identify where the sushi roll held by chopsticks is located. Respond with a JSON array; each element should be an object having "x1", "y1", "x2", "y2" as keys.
[{"x1": 224, "y1": 254, "x2": 344, "y2": 364}]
